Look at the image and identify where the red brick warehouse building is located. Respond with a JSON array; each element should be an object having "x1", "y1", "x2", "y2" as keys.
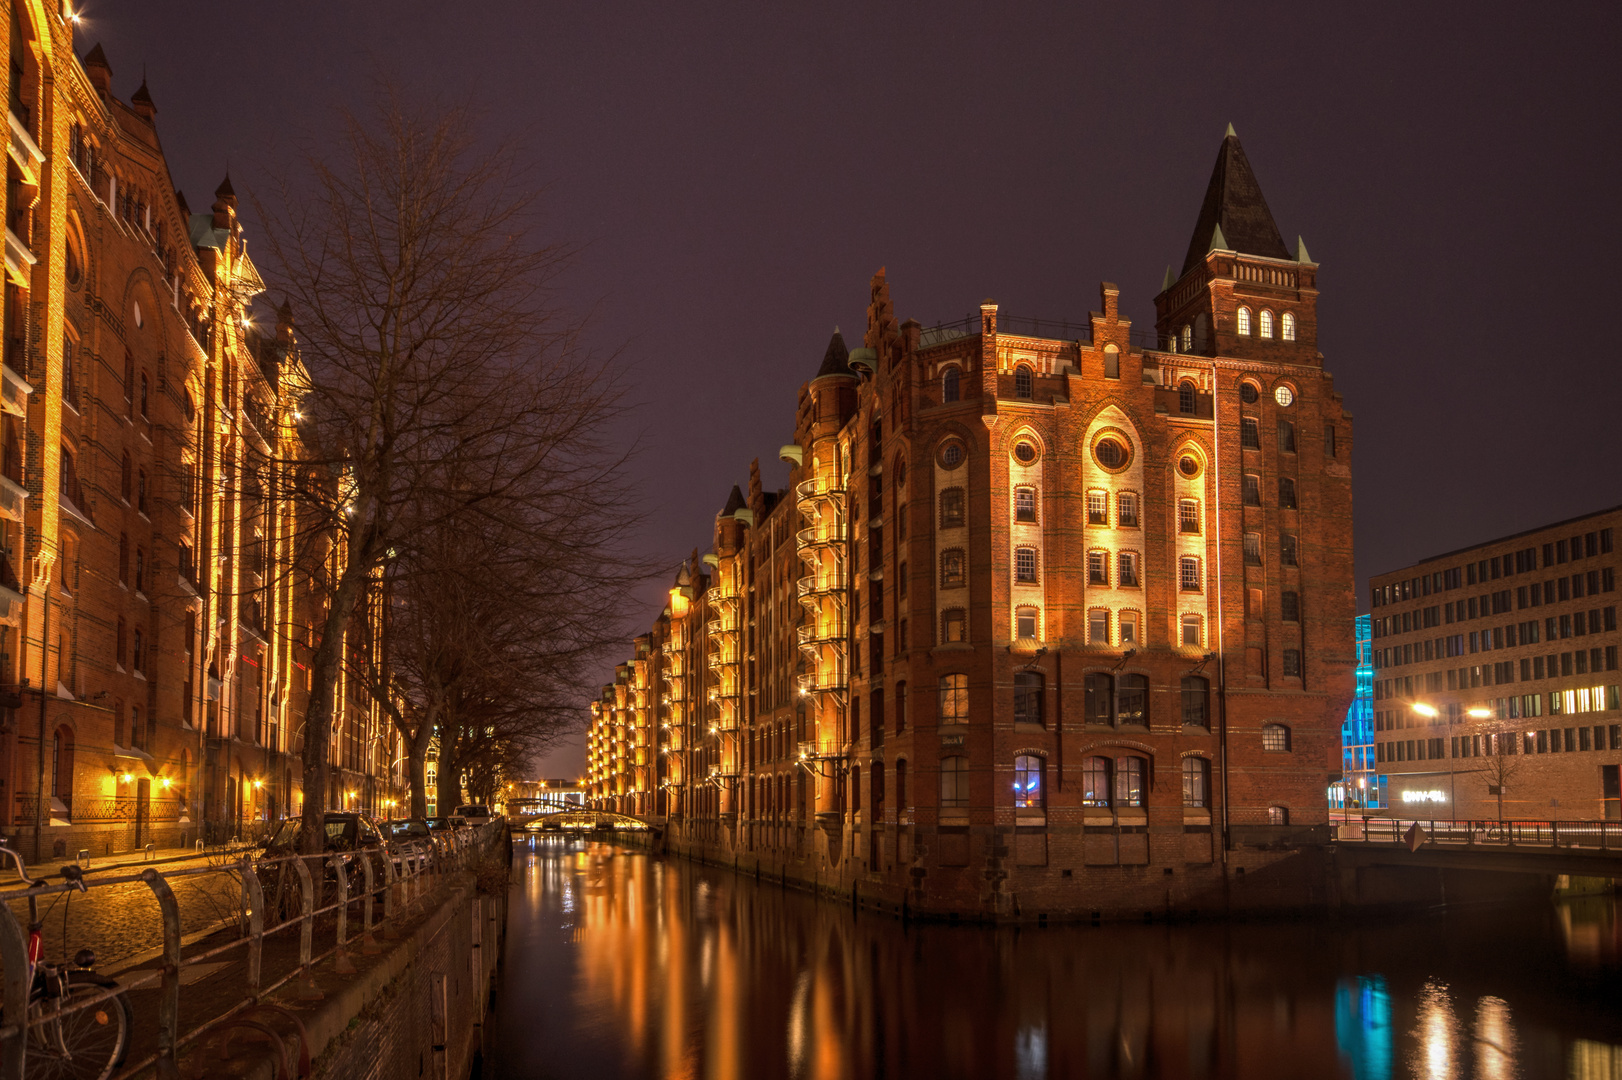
[{"x1": 587, "y1": 129, "x2": 1357, "y2": 918}]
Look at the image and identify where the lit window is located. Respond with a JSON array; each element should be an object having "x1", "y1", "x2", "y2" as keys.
[
  {"x1": 1258, "y1": 309, "x2": 1274, "y2": 338},
  {"x1": 939, "y1": 756, "x2": 969, "y2": 807},
  {"x1": 1178, "y1": 381, "x2": 1196, "y2": 414},
  {"x1": 1081, "y1": 757, "x2": 1111, "y2": 807},
  {"x1": 1243, "y1": 533, "x2": 1262, "y2": 566},
  {"x1": 1178, "y1": 499, "x2": 1201, "y2": 534},
  {"x1": 938, "y1": 674, "x2": 969, "y2": 723},
  {"x1": 1116, "y1": 551, "x2": 1138, "y2": 587},
  {"x1": 1119, "y1": 612, "x2": 1140, "y2": 646},
  {"x1": 1015, "y1": 608, "x2": 1039, "y2": 641},
  {"x1": 1268, "y1": 806, "x2": 1290, "y2": 825},
  {"x1": 1182, "y1": 757, "x2": 1209, "y2": 806},
  {"x1": 940, "y1": 488, "x2": 965, "y2": 528},
  {"x1": 1263, "y1": 724, "x2": 1292, "y2": 751},
  {"x1": 941, "y1": 609, "x2": 966, "y2": 644},
  {"x1": 1181, "y1": 613, "x2": 1203, "y2": 647},
  {"x1": 1236, "y1": 307, "x2": 1252, "y2": 335},
  {"x1": 940, "y1": 549, "x2": 965, "y2": 589},
  {"x1": 1015, "y1": 548, "x2": 1038, "y2": 584},
  {"x1": 1087, "y1": 551, "x2": 1108, "y2": 585},
  {"x1": 1014, "y1": 487, "x2": 1037, "y2": 523},
  {"x1": 1013, "y1": 755, "x2": 1043, "y2": 808},
  {"x1": 1088, "y1": 610, "x2": 1110, "y2": 644},
  {"x1": 943, "y1": 367, "x2": 960, "y2": 403},
  {"x1": 1180, "y1": 325, "x2": 1192, "y2": 351},
  {"x1": 1116, "y1": 493, "x2": 1139, "y2": 527},
  {"x1": 1281, "y1": 312, "x2": 1296, "y2": 341},
  {"x1": 1114, "y1": 756, "x2": 1146, "y2": 806},
  {"x1": 1014, "y1": 366, "x2": 1033, "y2": 399},
  {"x1": 1087, "y1": 491, "x2": 1108, "y2": 525},
  {"x1": 1179, "y1": 556, "x2": 1202, "y2": 592}
]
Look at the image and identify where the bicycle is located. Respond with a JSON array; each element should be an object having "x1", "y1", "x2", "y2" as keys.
[{"x1": 0, "y1": 847, "x2": 132, "y2": 1080}]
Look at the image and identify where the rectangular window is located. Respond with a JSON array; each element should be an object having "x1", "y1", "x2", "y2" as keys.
[
  {"x1": 1087, "y1": 551, "x2": 1108, "y2": 585},
  {"x1": 1179, "y1": 556, "x2": 1201, "y2": 592},
  {"x1": 1088, "y1": 610, "x2": 1110, "y2": 644},
  {"x1": 1116, "y1": 492, "x2": 1139, "y2": 528},
  {"x1": 1116, "y1": 551, "x2": 1138, "y2": 587},
  {"x1": 1178, "y1": 499, "x2": 1201, "y2": 534},
  {"x1": 1241, "y1": 417, "x2": 1260, "y2": 449},
  {"x1": 1280, "y1": 534, "x2": 1298, "y2": 566},
  {"x1": 1282, "y1": 591, "x2": 1300, "y2": 622},
  {"x1": 1278, "y1": 477, "x2": 1297, "y2": 509},
  {"x1": 1016, "y1": 608, "x2": 1038, "y2": 641},
  {"x1": 1283, "y1": 649, "x2": 1302, "y2": 678},
  {"x1": 1086, "y1": 490, "x2": 1108, "y2": 525},
  {"x1": 940, "y1": 488, "x2": 965, "y2": 529},
  {"x1": 1180, "y1": 613, "x2": 1202, "y2": 646},
  {"x1": 1016, "y1": 548, "x2": 1039, "y2": 585},
  {"x1": 1244, "y1": 533, "x2": 1262, "y2": 566},
  {"x1": 1325, "y1": 425, "x2": 1336, "y2": 456},
  {"x1": 941, "y1": 609, "x2": 966, "y2": 644},
  {"x1": 1014, "y1": 487, "x2": 1037, "y2": 523},
  {"x1": 1243, "y1": 474, "x2": 1261, "y2": 506},
  {"x1": 1277, "y1": 419, "x2": 1296, "y2": 452},
  {"x1": 1119, "y1": 611, "x2": 1139, "y2": 644}
]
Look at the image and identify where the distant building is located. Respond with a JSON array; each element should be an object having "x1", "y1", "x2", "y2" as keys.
[
  {"x1": 1368, "y1": 506, "x2": 1620, "y2": 820},
  {"x1": 1330, "y1": 615, "x2": 1384, "y2": 814},
  {"x1": 588, "y1": 129, "x2": 1358, "y2": 918}
]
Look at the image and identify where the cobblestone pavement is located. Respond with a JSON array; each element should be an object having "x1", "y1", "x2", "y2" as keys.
[{"x1": 1, "y1": 849, "x2": 253, "y2": 971}]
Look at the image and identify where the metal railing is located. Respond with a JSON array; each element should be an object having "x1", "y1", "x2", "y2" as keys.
[
  {"x1": 0, "y1": 821, "x2": 507, "y2": 1079},
  {"x1": 1340, "y1": 816, "x2": 1622, "y2": 850}
]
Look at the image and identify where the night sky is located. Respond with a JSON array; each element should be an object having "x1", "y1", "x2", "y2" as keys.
[{"x1": 92, "y1": 2, "x2": 1622, "y2": 778}]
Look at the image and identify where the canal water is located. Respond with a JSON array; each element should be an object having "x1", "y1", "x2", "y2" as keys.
[{"x1": 484, "y1": 837, "x2": 1622, "y2": 1080}]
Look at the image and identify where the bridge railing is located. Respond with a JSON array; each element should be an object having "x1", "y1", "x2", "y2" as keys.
[
  {"x1": 1342, "y1": 816, "x2": 1622, "y2": 850},
  {"x1": 0, "y1": 819, "x2": 509, "y2": 1080}
]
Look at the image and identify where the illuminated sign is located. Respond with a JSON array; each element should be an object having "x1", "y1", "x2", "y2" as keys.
[{"x1": 1401, "y1": 790, "x2": 1447, "y2": 804}]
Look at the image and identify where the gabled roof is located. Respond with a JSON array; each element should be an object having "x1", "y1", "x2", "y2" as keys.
[
  {"x1": 1179, "y1": 126, "x2": 1290, "y2": 276},
  {"x1": 814, "y1": 329, "x2": 852, "y2": 379}
]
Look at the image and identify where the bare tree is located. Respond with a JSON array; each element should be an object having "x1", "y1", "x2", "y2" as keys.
[
  {"x1": 1481, "y1": 727, "x2": 1527, "y2": 824},
  {"x1": 253, "y1": 91, "x2": 635, "y2": 850}
]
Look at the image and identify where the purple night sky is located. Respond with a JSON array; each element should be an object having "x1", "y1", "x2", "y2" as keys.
[{"x1": 90, "y1": 2, "x2": 1622, "y2": 778}]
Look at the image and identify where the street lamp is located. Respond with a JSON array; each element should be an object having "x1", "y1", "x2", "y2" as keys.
[{"x1": 1412, "y1": 701, "x2": 1493, "y2": 824}]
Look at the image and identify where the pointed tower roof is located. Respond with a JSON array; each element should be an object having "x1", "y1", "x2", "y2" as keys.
[
  {"x1": 215, "y1": 173, "x2": 235, "y2": 200},
  {"x1": 1179, "y1": 126, "x2": 1290, "y2": 276},
  {"x1": 814, "y1": 328, "x2": 852, "y2": 379},
  {"x1": 83, "y1": 43, "x2": 110, "y2": 72},
  {"x1": 721, "y1": 485, "x2": 747, "y2": 516}
]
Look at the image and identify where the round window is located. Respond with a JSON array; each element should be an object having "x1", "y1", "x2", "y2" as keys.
[
  {"x1": 1094, "y1": 437, "x2": 1128, "y2": 471},
  {"x1": 1178, "y1": 455, "x2": 1201, "y2": 478},
  {"x1": 1239, "y1": 382, "x2": 1259, "y2": 404},
  {"x1": 940, "y1": 442, "x2": 965, "y2": 469},
  {"x1": 1012, "y1": 440, "x2": 1038, "y2": 465},
  {"x1": 1274, "y1": 386, "x2": 1294, "y2": 407},
  {"x1": 132, "y1": 300, "x2": 143, "y2": 329}
]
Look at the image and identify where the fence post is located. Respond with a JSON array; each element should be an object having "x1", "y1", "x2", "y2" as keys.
[
  {"x1": 380, "y1": 844, "x2": 399, "y2": 937},
  {"x1": 0, "y1": 897, "x2": 29, "y2": 1080},
  {"x1": 360, "y1": 851, "x2": 380, "y2": 954},
  {"x1": 242, "y1": 854, "x2": 265, "y2": 997},
  {"x1": 138, "y1": 868, "x2": 183, "y2": 1080},
  {"x1": 291, "y1": 856, "x2": 322, "y2": 1000},
  {"x1": 330, "y1": 853, "x2": 356, "y2": 974}
]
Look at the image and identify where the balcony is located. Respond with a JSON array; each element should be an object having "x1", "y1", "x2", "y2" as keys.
[
  {"x1": 797, "y1": 667, "x2": 848, "y2": 695},
  {"x1": 6, "y1": 110, "x2": 42, "y2": 187},
  {"x1": 3, "y1": 225, "x2": 34, "y2": 288},
  {"x1": 796, "y1": 570, "x2": 848, "y2": 599},
  {"x1": 0, "y1": 338, "x2": 30, "y2": 415},
  {"x1": 0, "y1": 470, "x2": 26, "y2": 524}
]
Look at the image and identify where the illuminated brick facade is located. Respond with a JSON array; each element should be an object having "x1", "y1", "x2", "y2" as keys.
[
  {"x1": 588, "y1": 132, "x2": 1356, "y2": 916},
  {"x1": 0, "y1": 6, "x2": 402, "y2": 859}
]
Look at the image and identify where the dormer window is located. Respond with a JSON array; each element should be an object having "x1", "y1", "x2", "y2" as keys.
[
  {"x1": 1236, "y1": 307, "x2": 1252, "y2": 336},
  {"x1": 1281, "y1": 312, "x2": 1296, "y2": 341},
  {"x1": 1258, "y1": 310, "x2": 1274, "y2": 338}
]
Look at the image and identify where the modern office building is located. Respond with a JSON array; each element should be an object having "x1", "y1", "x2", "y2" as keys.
[
  {"x1": 587, "y1": 129, "x2": 1358, "y2": 917},
  {"x1": 1329, "y1": 614, "x2": 1384, "y2": 814},
  {"x1": 1368, "y1": 505, "x2": 1620, "y2": 820}
]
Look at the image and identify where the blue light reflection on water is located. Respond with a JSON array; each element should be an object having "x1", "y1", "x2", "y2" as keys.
[{"x1": 485, "y1": 837, "x2": 1622, "y2": 1080}]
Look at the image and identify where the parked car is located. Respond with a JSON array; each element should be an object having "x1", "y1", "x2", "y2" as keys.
[
  {"x1": 387, "y1": 818, "x2": 432, "y2": 842},
  {"x1": 424, "y1": 816, "x2": 464, "y2": 832},
  {"x1": 260, "y1": 812, "x2": 387, "y2": 855},
  {"x1": 254, "y1": 813, "x2": 388, "y2": 921},
  {"x1": 454, "y1": 804, "x2": 493, "y2": 826}
]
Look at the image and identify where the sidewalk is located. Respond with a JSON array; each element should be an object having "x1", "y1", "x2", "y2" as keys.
[{"x1": 0, "y1": 838, "x2": 257, "y2": 887}]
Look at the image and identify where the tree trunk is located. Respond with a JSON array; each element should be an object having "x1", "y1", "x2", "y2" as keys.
[
  {"x1": 407, "y1": 722, "x2": 434, "y2": 818},
  {"x1": 300, "y1": 568, "x2": 370, "y2": 853},
  {"x1": 436, "y1": 745, "x2": 461, "y2": 816}
]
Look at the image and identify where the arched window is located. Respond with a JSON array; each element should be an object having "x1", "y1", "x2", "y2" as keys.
[
  {"x1": 1268, "y1": 806, "x2": 1290, "y2": 825},
  {"x1": 1236, "y1": 307, "x2": 1252, "y2": 336},
  {"x1": 942, "y1": 367, "x2": 960, "y2": 403},
  {"x1": 938, "y1": 673, "x2": 969, "y2": 723},
  {"x1": 1014, "y1": 672, "x2": 1044, "y2": 726},
  {"x1": 1115, "y1": 756, "x2": 1146, "y2": 807},
  {"x1": 1178, "y1": 380, "x2": 1196, "y2": 414},
  {"x1": 1258, "y1": 310, "x2": 1274, "y2": 338},
  {"x1": 50, "y1": 726, "x2": 74, "y2": 800},
  {"x1": 939, "y1": 755, "x2": 969, "y2": 808},
  {"x1": 1118, "y1": 674, "x2": 1149, "y2": 725},
  {"x1": 1103, "y1": 344, "x2": 1120, "y2": 379},
  {"x1": 1084, "y1": 673, "x2": 1114, "y2": 726},
  {"x1": 1182, "y1": 757, "x2": 1210, "y2": 807},
  {"x1": 1081, "y1": 757, "x2": 1111, "y2": 807},
  {"x1": 1180, "y1": 325, "x2": 1192, "y2": 352},
  {"x1": 1014, "y1": 366, "x2": 1033, "y2": 399},
  {"x1": 1014, "y1": 755, "x2": 1044, "y2": 808},
  {"x1": 1263, "y1": 724, "x2": 1292, "y2": 751},
  {"x1": 940, "y1": 548, "x2": 965, "y2": 589},
  {"x1": 1281, "y1": 312, "x2": 1296, "y2": 341},
  {"x1": 1181, "y1": 676, "x2": 1209, "y2": 727},
  {"x1": 120, "y1": 452, "x2": 132, "y2": 501}
]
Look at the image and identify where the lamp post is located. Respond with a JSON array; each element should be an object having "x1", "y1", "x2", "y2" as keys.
[{"x1": 1412, "y1": 702, "x2": 1494, "y2": 825}]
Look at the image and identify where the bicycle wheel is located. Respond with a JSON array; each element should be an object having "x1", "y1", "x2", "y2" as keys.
[{"x1": 25, "y1": 974, "x2": 131, "y2": 1080}]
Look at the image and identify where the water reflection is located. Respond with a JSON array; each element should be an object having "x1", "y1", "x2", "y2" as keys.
[{"x1": 485, "y1": 838, "x2": 1622, "y2": 1080}]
